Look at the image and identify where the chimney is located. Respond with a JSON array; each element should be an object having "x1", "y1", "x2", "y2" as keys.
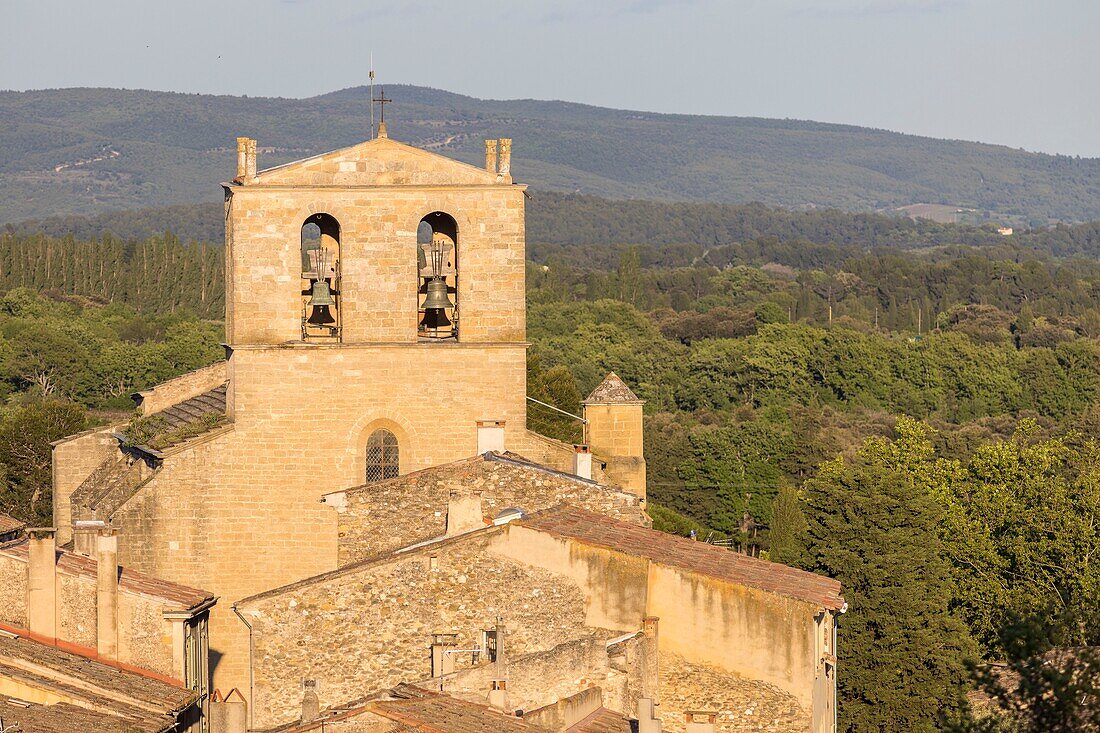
[
  {"x1": 476, "y1": 420, "x2": 505, "y2": 454},
  {"x1": 642, "y1": 616, "x2": 660, "y2": 702},
  {"x1": 446, "y1": 491, "x2": 484, "y2": 536},
  {"x1": 484, "y1": 139, "x2": 498, "y2": 173},
  {"x1": 96, "y1": 528, "x2": 119, "y2": 660},
  {"x1": 236, "y1": 136, "x2": 249, "y2": 179},
  {"x1": 487, "y1": 680, "x2": 509, "y2": 712},
  {"x1": 72, "y1": 519, "x2": 106, "y2": 557},
  {"x1": 301, "y1": 679, "x2": 320, "y2": 723},
  {"x1": 573, "y1": 445, "x2": 593, "y2": 480},
  {"x1": 497, "y1": 138, "x2": 512, "y2": 179},
  {"x1": 26, "y1": 528, "x2": 57, "y2": 642},
  {"x1": 637, "y1": 697, "x2": 662, "y2": 733},
  {"x1": 685, "y1": 711, "x2": 718, "y2": 733},
  {"x1": 245, "y1": 138, "x2": 258, "y2": 178}
]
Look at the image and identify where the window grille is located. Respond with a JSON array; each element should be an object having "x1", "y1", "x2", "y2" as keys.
[{"x1": 366, "y1": 429, "x2": 399, "y2": 482}]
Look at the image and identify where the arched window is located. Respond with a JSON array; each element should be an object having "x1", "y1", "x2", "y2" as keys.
[
  {"x1": 417, "y1": 212, "x2": 458, "y2": 340},
  {"x1": 301, "y1": 213, "x2": 341, "y2": 341},
  {"x1": 366, "y1": 429, "x2": 399, "y2": 483}
]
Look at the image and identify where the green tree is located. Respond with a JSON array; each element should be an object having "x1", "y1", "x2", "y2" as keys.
[
  {"x1": 802, "y1": 425, "x2": 976, "y2": 732},
  {"x1": 0, "y1": 400, "x2": 86, "y2": 524}
]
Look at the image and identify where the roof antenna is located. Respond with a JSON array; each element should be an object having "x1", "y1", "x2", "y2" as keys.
[{"x1": 369, "y1": 52, "x2": 375, "y2": 139}]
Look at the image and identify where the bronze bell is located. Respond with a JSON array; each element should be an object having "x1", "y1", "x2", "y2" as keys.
[
  {"x1": 420, "y1": 278, "x2": 453, "y2": 329},
  {"x1": 308, "y1": 280, "x2": 335, "y2": 307},
  {"x1": 307, "y1": 280, "x2": 336, "y2": 325}
]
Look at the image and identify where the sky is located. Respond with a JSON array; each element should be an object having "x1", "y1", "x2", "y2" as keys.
[{"x1": 3, "y1": 0, "x2": 1098, "y2": 157}]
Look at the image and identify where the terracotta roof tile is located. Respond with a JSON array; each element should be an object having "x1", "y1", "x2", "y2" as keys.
[
  {"x1": 0, "y1": 541, "x2": 214, "y2": 611},
  {"x1": 0, "y1": 513, "x2": 25, "y2": 536},
  {"x1": 0, "y1": 634, "x2": 195, "y2": 715},
  {"x1": 369, "y1": 690, "x2": 542, "y2": 732},
  {"x1": 567, "y1": 707, "x2": 633, "y2": 733},
  {"x1": 0, "y1": 700, "x2": 175, "y2": 733},
  {"x1": 521, "y1": 506, "x2": 844, "y2": 610}
]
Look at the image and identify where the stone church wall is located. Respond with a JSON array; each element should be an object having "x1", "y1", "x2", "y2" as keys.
[
  {"x1": 329, "y1": 457, "x2": 646, "y2": 565},
  {"x1": 51, "y1": 427, "x2": 120, "y2": 546},
  {"x1": 238, "y1": 530, "x2": 610, "y2": 729}
]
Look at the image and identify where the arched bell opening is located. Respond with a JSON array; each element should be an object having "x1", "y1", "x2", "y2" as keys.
[
  {"x1": 417, "y1": 211, "x2": 458, "y2": 341},
  {"x1": 301, "y1": 213, "x2": 341, "y2": 341}
]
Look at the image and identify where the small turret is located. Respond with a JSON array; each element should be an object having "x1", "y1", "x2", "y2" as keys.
[{"x1": 583, "y1": 372, "x2": 646, "y2": 502}]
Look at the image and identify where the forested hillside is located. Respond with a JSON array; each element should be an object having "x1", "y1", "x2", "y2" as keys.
[
  {"x1": 3, "y1": 85, "x2": 1099, "y2": 224},
  {"x1": 1, "y1": 204, "x2": 1099, "y2": 728}
]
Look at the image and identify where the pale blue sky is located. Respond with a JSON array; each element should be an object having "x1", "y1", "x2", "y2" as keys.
[{"x1": 3, "y1": 0, "x2": 1098, "y2": 156}]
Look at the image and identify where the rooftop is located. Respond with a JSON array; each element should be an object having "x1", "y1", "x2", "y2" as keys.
[
  {"x1": 583, "y1": 373, "x2": 642, "y2": 405},
  {"x1": 0, "y1": 540, "x2": 214, "y2": 611},
  {"x1": 121, "y1": 382, "x2": 229, "y2": 454},
  {"x1": 369, "y1": 688, "x2": 542, "y2": 733},
  {"x1": 0, "y1": 634, "x2": 195, "y2": 731},
  {"x1": 522, "y1": 505, "x2": 845, "y2": 610},
  {"x1": 0, "y1": 700, "x2": 176, "y2": 733},
  {"x1": 0, "y1": 513, "x2": 25, "y2": 538}
]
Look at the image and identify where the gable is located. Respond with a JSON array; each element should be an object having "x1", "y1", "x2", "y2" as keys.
[{"x1": 252, "y1": 137, "x2": 503, "y2": 187}]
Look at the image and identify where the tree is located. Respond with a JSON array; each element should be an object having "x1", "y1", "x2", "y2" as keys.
[
  {"x1": 802, "y1": 424, "x2": 976, "y2": 732},
  {"x1": 0, "y1": 400, "x2": 86, "y2": 524},
  {"x1": 766, "y1": 483, "x2": 806, "y2": 564}
]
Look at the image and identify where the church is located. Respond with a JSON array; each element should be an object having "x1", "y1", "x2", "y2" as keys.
[{"x1": 43, "y1": 122, "x2": 844, "y2": 733}]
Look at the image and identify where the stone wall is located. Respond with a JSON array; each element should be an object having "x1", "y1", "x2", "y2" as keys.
[
  {"x1": 512, "y1": 430, "x2": 610, "y2": 484},
  {"x1": 329, "y1": 454, "x2": 646, "y2": 564},
  {"x1": 134, "y1": 361, "x2": 228, "y2": 416},
  {"x1": 658, "y1": 652, "x2": 808, "y2": 733},
  {"x1": 51, "y1": 427, "x2": 120, "y2": 546},
  {"x1": 238, "y1": 530, "x2": 603, "y2": 729},
  {"x1": 0, "y1": 548, "x2": 184, "y2": 680},
  {"x1": 439, "y1": 634, "x2": 647, "y2": 715}
]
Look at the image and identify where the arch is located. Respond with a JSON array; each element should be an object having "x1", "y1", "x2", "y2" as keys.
[
  {"x1": 301, "y1": 213, "x2": 341, "y2": 342},
  {"x1": 365, "y1": 428, "x2": 400, "y2": 483},
  {"x1": 350, "y1": 415, "x2": 416, "y2": 481},
  {"x1": 417, "y1": 211, "x2": 459, "y2": 341}
]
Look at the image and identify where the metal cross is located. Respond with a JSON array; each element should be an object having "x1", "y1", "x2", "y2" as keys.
[{"x1": 373, "y1": 86, "x2": 392, "y2": 125}]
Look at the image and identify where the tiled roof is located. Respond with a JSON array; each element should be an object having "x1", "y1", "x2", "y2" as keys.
[
  {"x1": 583, "y1": 373, "x2": 642, "y2": 405},
  {"x1": 369, "y1": 689, "x2": 542, "y2": 732},
  {"x1": 0, "y1": 513, "x2": 25, "y2": 536},
  {"x1": 521, "y1": 506, "x2": 844, "y2": 610},
  {"x1": 0, "y1": 541, "x2": 214, "y2": 611},
  {"x1": 123, "y1": 383, "x2": 229, "y2": 454},
  {"x1": 0, "y1": 635, "x2": 195, "y2": 725},
  {"x1": 0, "y1": 700, "x2": 175, "y2": 733}
]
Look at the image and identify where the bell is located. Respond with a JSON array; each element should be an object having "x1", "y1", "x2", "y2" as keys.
[
  {"x1": 421, "y1": 278, "x2": 453, "y2": 310},
  {"x1": 308, "y1": 280, "x2": 335, "y2": 307},
  {"x1": 307, "y1": 280, "x2": 336, "y2": 326},
  {"x1": 301, "y1": 241, "x2": 320, "y2": 273},
  {"x1": 308, "y1": 305, "x2": 336, "y2": 326},
  {"x1": 420, "y1": 278, "x2": 453, "y2": 330}
]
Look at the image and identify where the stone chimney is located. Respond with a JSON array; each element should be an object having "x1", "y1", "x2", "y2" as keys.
[
  {"x1": 236, "y1": 137, "x2": 249, "y2": 179},
  {"x1": 685, "y1": 711, "x2": 718, "y2": 733},
  {"x1": 476, "y1": 420, "x2": 505, "y2": 454},
  {"x1": 96, "y1": 528, "x2": 119, "y2": 660},
  {"x1": 26, "y1": 528, "x2": 57, "y2": 642},
  {"x1": 246, "y1": 138, "x2": 258, "y2": 178},
  {"x1": 301, "y1": 679, "x2": 320, "y2": 723},
  {"x1": 485, "y1": 139, "x2": 498, "y2": 173},
  {"x1": 446, "y1": 491, "x2": 484, "y2": 536},
  {"x1": 497, "y1": 138, "x2": 512, "y2": 179},
  {"x1": 573, "y1": 444, "x2": 593, "y2": 480},
  {"x1": 642, "y1": 616, "x2": 660, "y2": 701},
  {"x1": 637, "y1": 697, "x2": 662, "y2": 733},
  {"x1": 72, "y1": 519, "x2": 106, "y2": 557}
]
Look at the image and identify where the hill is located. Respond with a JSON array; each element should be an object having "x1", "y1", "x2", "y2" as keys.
[{"x1": 1, "y1": 85, "x2": 1098, "y2": 224}]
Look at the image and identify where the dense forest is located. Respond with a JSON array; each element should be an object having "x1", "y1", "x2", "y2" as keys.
[
  {"x1": 0, "y1": 204, "x2": 1098, "y2": 730},
  {"x1": 3, "y1": 85, "x2": 1100, "y2": 224}
]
